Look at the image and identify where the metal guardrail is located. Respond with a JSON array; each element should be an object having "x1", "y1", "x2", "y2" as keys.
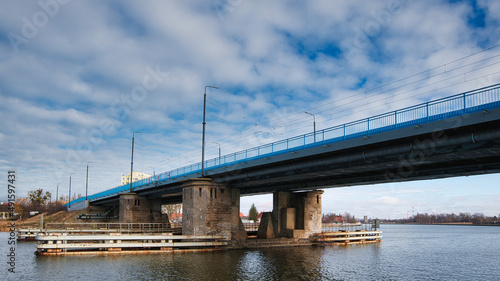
[
  {"x1": 44, "y1": 223, "x2": 173, "y2": 232},
  {"x1": 322, "y1": 223, "x2": 375, "y2": 232},
  {"x1": 36, "y1": 233, "x2": 228, "y2": 255},
  {"x1": 18, "y1": 223, "x2": 180, "y2": 240},
  {"x1": 243, "y1": 222, "x2": 260, "y2": 232},
  {"x1": 312, "y1": 229, "x2": 382, "y2": 245},
  {"x1": 66, "y1": 83, "x2": 500, "y2": 206}
]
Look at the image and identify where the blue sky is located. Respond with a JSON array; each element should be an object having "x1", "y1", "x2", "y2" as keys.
[{"x1": 1, "y1": 0, "x2": 500, "y2": 219}]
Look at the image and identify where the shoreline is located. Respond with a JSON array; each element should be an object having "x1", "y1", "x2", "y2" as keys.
[
  {"x1": 384, "y1": 222, "x2": 500, "y2": 226},
  {"x1": 2, "y1": 214, "x2": 499, "y2": 233}
]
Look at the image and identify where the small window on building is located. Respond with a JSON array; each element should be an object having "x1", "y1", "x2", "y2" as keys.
[{"x1": 199, "y1": 188, "x2": 202, "y2": 197}]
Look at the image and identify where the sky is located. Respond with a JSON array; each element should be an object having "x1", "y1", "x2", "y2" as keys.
[{"x1": 1, "y1": 0, "x2": 500, "y2": 219}]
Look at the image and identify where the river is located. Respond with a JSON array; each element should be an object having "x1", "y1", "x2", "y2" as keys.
[{"x1": 2, "y1": 224, "x2": 499, "y2": 280}]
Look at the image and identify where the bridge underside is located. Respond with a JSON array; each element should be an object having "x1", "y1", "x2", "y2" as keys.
[
  {"x1": 81, "y1": 108, "x2": 500, "y2": 241},
  {"x1": 90, "y1": 108, "x2": 500, "y2": 209},
  {"x1": 218, "y1": 122, "x2": 500, "y2": 194}
]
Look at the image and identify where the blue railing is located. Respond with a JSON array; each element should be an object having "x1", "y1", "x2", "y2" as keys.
[{"x1": 66, "y1": 83, "x2": 500, "y2": 206}]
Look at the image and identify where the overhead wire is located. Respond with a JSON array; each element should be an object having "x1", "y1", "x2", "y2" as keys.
[
  {"x1": 232, "y1": 44, "x2": 500, "y2": 133},
  {"x1": 214, "y1": 50, "x2": 500, "y2": 144},
  {"x1": 150, "y1": 44, "x2": 500, "y2": 172}
]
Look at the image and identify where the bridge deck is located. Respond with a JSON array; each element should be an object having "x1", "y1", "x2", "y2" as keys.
[{"x1": 66, "y1": 83, "x2": 500, "y2": 207}]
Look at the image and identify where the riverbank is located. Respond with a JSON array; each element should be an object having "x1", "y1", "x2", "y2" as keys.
[
  {"x1": 0, "y1": 210, "x2": 85, "y2": 231},
  {"x1": 384, "y1": 222, "x2": 500, "y2": 226}
]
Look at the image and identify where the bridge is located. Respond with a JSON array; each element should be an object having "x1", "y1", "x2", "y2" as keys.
[{"x1": 66, "y1": 83, "x2": 500, "y2": 241}]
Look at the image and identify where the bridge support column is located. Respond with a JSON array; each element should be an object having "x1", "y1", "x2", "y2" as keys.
[
  {"x1": 271, "y1": 190, "x2": 324, "y2": 239},
  {"x1": 119, "y1": 193, "x2": 166, "y2": 223},
  {"x1": 182, "y1": 178, "x2": 247, "y2": 242}
]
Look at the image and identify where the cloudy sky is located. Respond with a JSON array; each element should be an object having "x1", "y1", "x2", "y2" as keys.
[{"x1": 1, "y1": 0, "x2": 500, "y2": 219}]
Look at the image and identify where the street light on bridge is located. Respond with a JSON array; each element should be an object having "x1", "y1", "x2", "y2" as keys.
[
  {"x1": 213, "y1": 142, "x2": 221, "y2": 165},
  {"x1": 202, "y1": 85, "x2": 219, "y2": 177},
  {"x1": 305, "y1": 111, "x2": 316, "y2": 142},
  {"x1": 68, "y1": 173, "x2": 74, "y2": 209},
  {"x1": 213, "y1": 142, "x2": 221, "y2": 158},
  {"x1": 85, "y1": 161, "x2": 93, "y2": 201},
  {"x1": 130, "y1": 131, "x2": 143, "y2": 192},
  {"x1": 56, "y1": 183, "x2": 60, "y2": 204}
]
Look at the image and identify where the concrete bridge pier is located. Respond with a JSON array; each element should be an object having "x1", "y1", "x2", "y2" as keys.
[
  {"x1": 119, "y1": 193, "x2": 167, "y2": 223},
  {"x1": 181, "y1": 178, "x2": 247, "y2": 242},
  {"x1": 258, "y1": 190, "x2": 324, "y2": 239}
]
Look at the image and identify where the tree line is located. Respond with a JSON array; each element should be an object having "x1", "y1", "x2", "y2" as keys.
[
  {"x1": 387, "y1": 212, "x2": 499, "y2": 225},
  {"x1": 322, "y1": 211, "x2": 500, "y2": 225},
  {"x1": 14, "y1": 188, "x2": 82, "y2": 219},
  {"x1": 322, "y1": 212, "x2": 358, "y2": 223}
]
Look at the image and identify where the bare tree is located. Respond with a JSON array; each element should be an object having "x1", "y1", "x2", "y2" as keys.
[{"x1": 162, "y1": 203, "x2": 183, "y2": 222}]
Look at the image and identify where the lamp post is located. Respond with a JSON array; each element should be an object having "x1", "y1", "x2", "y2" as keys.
[
  {"x1": 305, "y1": 111, "x2": 316, "y2": 142},
  {"x1": 130, "y1": 131, "x2": 143, "y2": 192},
  {"x1": 68, "y1": 173, "x2": 74, "y2": 209},
  {"x1": 56, "y1": 183, "x2": 60, "y2": 204},
  {"x1": 202, "y1": 85, "x2": 219, "y2": 177},
  {"x1": 213, "y1": 142, "x2": 221, "y2": 165},
  {"x1": 85, "y1": 161, "x2": 93, "y2": 201}
]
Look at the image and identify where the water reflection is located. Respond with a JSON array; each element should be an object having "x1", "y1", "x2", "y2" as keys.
[
  {"x1": 233, "y1": 247, "x2": 333, "y2": 281},
  {"x1": 4, "y1": 225, "x2": 500, "y2": 280},
  {"x1": 236, "y1": 250, "x2": 276, "y2": 280}
]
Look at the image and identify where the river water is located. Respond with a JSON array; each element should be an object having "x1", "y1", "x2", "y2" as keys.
[{"x1": 2, "y1": 224, "x2": 499, "y2": 280}]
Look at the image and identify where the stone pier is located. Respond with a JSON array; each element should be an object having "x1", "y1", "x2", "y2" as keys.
[
  {"x1": 181, "y1": 178, "x2": 247, "y2": 242},
  {"x1": 116, "y1": 182, "x2": 322, "y2": 242},
  {"x1": 258, "y1": 190, "x2": 323, "y2": 239},
  {"x1": 119, "y1": 193, "x2": 166, "y2": 223}
]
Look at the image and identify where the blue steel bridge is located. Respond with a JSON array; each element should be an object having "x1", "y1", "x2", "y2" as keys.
[{"x1": 67, "y1": 83, "x2": 500, "y2": 210}]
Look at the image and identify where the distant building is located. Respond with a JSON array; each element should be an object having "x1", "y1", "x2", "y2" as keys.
[
  {"x1": 0, "y1": 203, "x2": 13, "y2": 220},
  {"x1": 121, "y1": 171, "x2": 151, "y2": 185},
  {"x1": 168, "y1": 213, "x2": 182, "y2": 223}
]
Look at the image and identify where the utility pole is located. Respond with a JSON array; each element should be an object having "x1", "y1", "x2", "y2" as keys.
[
  {"x1": 68, "y1": 173, "x2": 74, "y2": 209},
  {"x1": 305, "y1": 111, "x2": 316, "y2": 142},
  {"x1": 202, "y1": 85, "x2": 219, "y2": 176},
  {"x1": 56, "y1": 183, "x2": 60, "y2": 204},
  {"x1": 130, "y1": 131, "x2": 143, "y2": 192},
  {"x1": 86, "y1": 162, "x2": 93, "y2": 200}
]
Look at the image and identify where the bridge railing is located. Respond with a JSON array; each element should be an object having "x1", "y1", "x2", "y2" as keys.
[
  {"x1": 67, "y1": 83, "x2": 500, "y2": 205},
  {"x1": 199, "y1": 83, "x2": 500, "y2": 169}
]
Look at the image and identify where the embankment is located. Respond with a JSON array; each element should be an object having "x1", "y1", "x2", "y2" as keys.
[{"x1": 0, "y1": 210, "x2": 87, "y2": 231}]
